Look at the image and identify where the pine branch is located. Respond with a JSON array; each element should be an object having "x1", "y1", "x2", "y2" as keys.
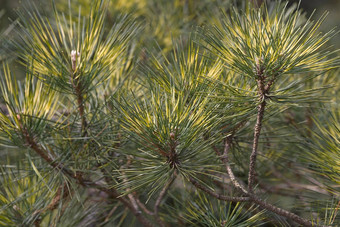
[
  {"x1": 248, "y1": 68, "x2": 274, "y2": 192},
  {"x1": 220, "y1": 136, "x2": 248, "y2": 194},
  {"x1": 250, "y1": 196, "x2": 318, "y2": 227},
  {"x1": 23, "y1": 128, "x2": 74, "y2": 177},
  {"x1": 216, "y1": 135, "x2": 321, "y2": 226},
  {"x1": 99, "y1": 187, "x2": 154, "y2": 227},
  {"x1": 23, "y1": 128, "x2": 153, "y2": 227},
  {"x1": 134, "y1": 172, "x2": 177, "y2": 226},
  {"x1": 32, "y1": 182, "x2": 71, "y2": 225},
  {"x1": 248, "y1": 96, "x2": 266, "y2": 192},
  {"x1": 70, "y1": 51, "x2": 87, "y2": 137},
  {"x1": 136, "y1": 199, "x2": 154, "y2": 216},
  {"x1": 153, "y1": 172, "x2": 177, "y2": 227},
  {"x1": 188, "y1": 177, "x2": 250, "y2": 202}
]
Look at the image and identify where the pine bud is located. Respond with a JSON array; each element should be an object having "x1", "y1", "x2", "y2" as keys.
[
  {"x1": 71, "y1": 50, "x2": 80, "y2": 71},
  {"x1": 170, "y1": 132, "x2": 175, "y2": 140}
]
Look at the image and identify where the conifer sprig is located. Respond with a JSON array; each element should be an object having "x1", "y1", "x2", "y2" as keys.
[
  {"x1": 203, "y1": 1, "x2": 339, "y2": 80},
  {"x1": 14, "y1": 0, "x2": 141, "y2": 94},
  {"x1": 0, "y1": 63, "x2": 59, "y2": 146}
]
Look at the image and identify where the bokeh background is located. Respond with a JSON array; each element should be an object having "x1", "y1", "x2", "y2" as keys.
[
  {"x1": 1, "y1": 0, "x2": 339, "y2": 45},
  {"x1": 1, "y1": 0, "x2": 339, "y2": 55}
]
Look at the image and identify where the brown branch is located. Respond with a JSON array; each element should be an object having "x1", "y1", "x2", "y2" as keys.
[
  {"x1": 103, "y1": 203, "x2": 120, "y2": 223},
  {"x1": 71, "y1": 73, "x2": 88, "y2": 137},
  {"x1": 23, "y1": 130, "x2": 74, "y2": 177},
  {"x1": 117, "y1": 156, "x2": 145, "y2": 220},
  {"x1": 220, "y1": 136, "x2": 248, "y2": 194},
  {"x1": 331, "y1": 200, "x2": 340, "y2": 225},
  {"x1": 46, "y1": 183, "x2": 70, "y2": 210},
  {"x1": 215, "y1": 133, "x2": 318, "y2": 226},
  {"x1": 190, "y1": 176, "x2": 316, "y2": 226},
  {"x1": 154, "y1": 173, "x2": 177, "y2": 227},
  {"x1": 136, "y1": 198, "x2": 155, "y2": 216},
  {"x1": 251, "y1": 195, "x2": 315, "y2": 227},
  {"x1": 76, "y1": 88, "x2": 88, "y2": 137},
  {"x1": 23, "y1": 130, "x2": 153, "y2": 227},
  {"x1": 248, "y1": 97, "x2": 266, "y2": 192},
  {"x1": 244, "y1": 80, "x2": 318, "y2": 226},
  {"x1": 208, "y1": 68, "x2": 319, "y2": 226},
  {"x1": 189, "y1": 177, "x2": 250, "y2": 202},
  {"x1": 135, "y1": 173, "x2": 177, "y2": 226},
  {"x1": 70, "y1": 51, "x2": 87, "y2": 137},
  {"x1": 128, "y1": 193, "x2": 141, "y2": 213},
  {"x1": 248, "y1": 73, "x2": 271, "y2": 192},
  {"x1": 32, "y1": 182, "x2": 71, "y2": 225}
]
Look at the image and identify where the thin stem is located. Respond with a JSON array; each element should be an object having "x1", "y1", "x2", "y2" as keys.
[
  {"x1": 221, "y1": 136, "x2": 248, "y2": 194},
  {"x1": 136, "y1": 199, "x2": 154, "y2": 216},
  {"x1": 23, "y1": 129, "x2": 74, "y2": 177},
  {"x1": 135, "y1": 173, "x2": 177, "y2": 226},
  {"x1": 190, "y1": 174, "x2": 317, "y2": 226},
  {"x1": 76, "y1": 89, "x2": 88, "y2": 137},
  {"x1": 215, "y1": 126, "x2": 318, "y2": 226},
  {"x1": 154, "y1": 173, "x2": 177, "y2": 227},
  {"x1": 32, "y1": 182, "x2": 70, "y2": 222},
  {"x1": 331, "y1": 200, "x2": 340, "y2": 225},
  {"x1": 73, "y1": 76, "x2": 88, "y2": 137},
  {"x1": 189, "y1": 177, "x2": 250, "y2": 202},
  {"x1": 128, "y1": 193, "x2": 140, "y2": 213},
  {"x1": 46, "y1": 183, "x2": 69, "y2": 210},
  {"x1": 251, "y1": 195, "x2": 315, "y2": 227},
  {"x1": 103, "y1": 203, "x2": 120, "y2": 223},
  {"x1": 248, "y1": 99, "x2": 266, "y2": 191},
  {"x1": 23, "y1": 131, "x2": 153, "y2": 227},
  {"x1": 248, "y1": 76, "x2": 268, "y2": 192},
  {"x1": 70, "y1": 52, "x2": 87, "y2": 137}
]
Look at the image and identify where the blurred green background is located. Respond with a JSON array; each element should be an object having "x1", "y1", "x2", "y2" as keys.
[
  {"x1": 1, "y1": 0, "x2": 339, "y2": 40},
  {"x1": 1, "y1": 0, "x2": 339, "y2": 52}
]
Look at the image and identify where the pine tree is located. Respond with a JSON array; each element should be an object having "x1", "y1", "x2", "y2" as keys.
[{"x1": 0, "y1": 0, "x2": 339, "y2": 226}]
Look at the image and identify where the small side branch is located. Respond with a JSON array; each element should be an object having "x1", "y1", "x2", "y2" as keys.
[
  {"x1": 70, "y1": 50, "x2": 87, "y2": 137},
  {"x1": 213, "y1": 85, "x2": 317, "y2": 226},
  {"x1": 154, "y1": 173, "x2": 177, "y2": 227},
  {"x1": 248, "y1": 75, "x2": 272, "y2": 192},
  {"x1": 23, "y1": 131, "x2": 153, "y2": 227},
  {"x1": 32, "y1": 183, "x2": 70, "y2": 224},
  {"x1": 23, "y1": 130, "x2": 74, "y2": 177},
  {"x1": 248, "y1": 98, "x2": 266, "y2": 192},
  {"x1": 136, "y1": 199, "x2": 154, "y2": 216},
  {"x1": 221, "y1": 136, "x2": 248, "y2": 194},
  {"x1": 135, "y1": 173, "x2": 177, "y2": 227},
  {"x1": 76, "y1": 89, "x2": 88, "y2": 137},
  {"x1": 251, "y1": 195, "x2": 315, "y2": 227},
  {"x1": 189, "y1": 177, "x2": 250, "y2": 202}
]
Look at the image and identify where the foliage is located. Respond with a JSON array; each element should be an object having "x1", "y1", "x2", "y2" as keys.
[{"x1": 0, "y1": 0, "x2": 339, "y2": 226}]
